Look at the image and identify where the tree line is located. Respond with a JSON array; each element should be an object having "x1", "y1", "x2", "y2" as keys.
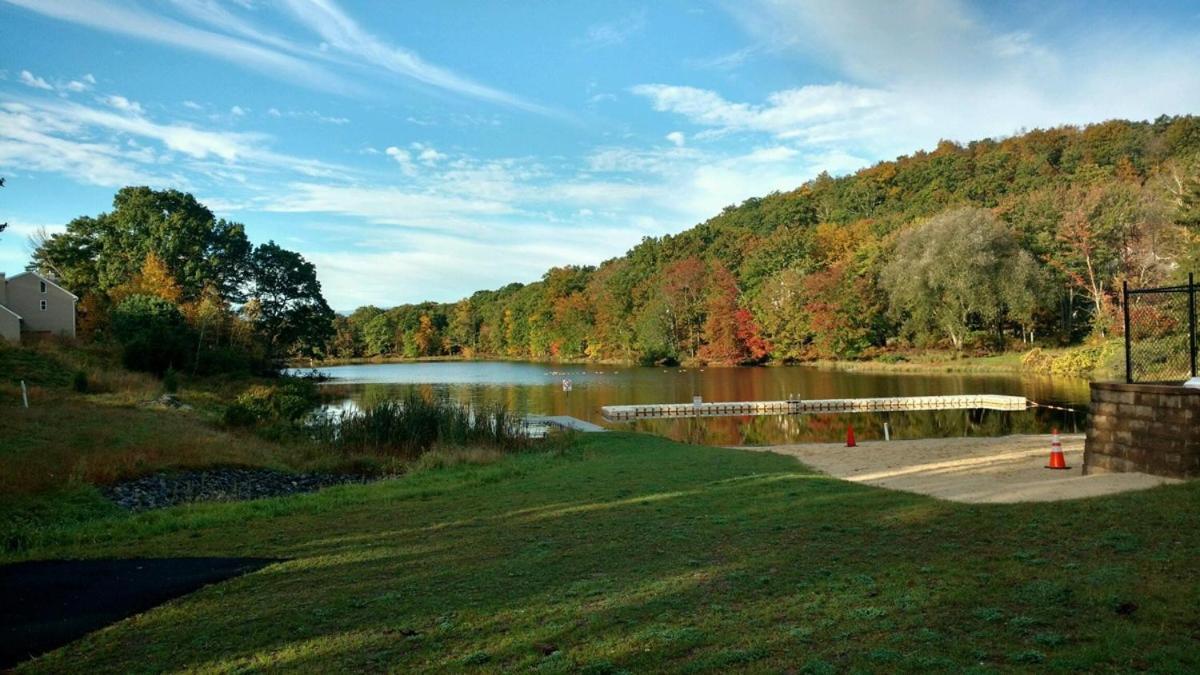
[
  {"x1": 18, "y1": 116, "x2": 1200, "y2": 370},
  {"x1": 328, "y1": 116, "x2": 1200, "y2": 365},
  {"x1": 28, "y1": 187, "x2": 333, "y2": 374}
]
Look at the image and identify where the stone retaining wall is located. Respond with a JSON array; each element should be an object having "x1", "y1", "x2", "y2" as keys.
[{"x1": 1085, "y1": 382, "x2": 1200, "y2": 478}]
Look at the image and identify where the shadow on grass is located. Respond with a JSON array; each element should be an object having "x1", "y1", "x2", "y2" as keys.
[{"x1": 14, "y1": 434, "x2": 1200, "y2": 672}]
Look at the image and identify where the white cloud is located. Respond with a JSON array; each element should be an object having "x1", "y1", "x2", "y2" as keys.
[
  {"x1": 706, "y1": 0, "x2": 1200, "y2": 156},
  {"x1": 665, "y1": 131, "x2": 685, "y2": 147},
  {"x1": 265, "y1": 182, "x2": 514, "y2": 229},
  {"x1": 0, "y1": 97, "x2": 347, "y2": 188},
  {"x1": 579, "y1": 10, "x2": 646, "y2": 48},
  {"x1": 278, "y1": 0, "x2": 551, "y2": 114},
  {"x1": 742, "y1": 146, "x2": 798, "y2": 163},
  {"x1": 686, "y1": 46, "x2": 758, "y2": 71},
  {"x1": 412, "y1": 143, "x2": 446, "y2": 164},
  {"x1": 230, "y1": 105, "x2": 246, "y2": 116},
  {"x1": 5, "y1": 0, "x2": 354, "y2": 94},
  {"x1": 632, "y1": 83, "x2": 891, "y2": 143},
  {"x1": 265, "y1": 108, "x2": 350, "y2": 125},
  {"x1": 182, "y1": 100, "x2": 203, "y2": 110},
  {"x1": 102, "y1": 95, "x2": 144, "y2": 114},
  {"x1": 18, "y1": 70, "x2": 52, "y2": 90}
]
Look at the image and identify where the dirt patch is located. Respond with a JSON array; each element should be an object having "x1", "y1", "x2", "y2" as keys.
[
  {"x1": 0, "y1": 557, "x2": 280, "y2": 668},
  {"x1": 736, "y1": 434, "x2": 1179, "y2": 503}
]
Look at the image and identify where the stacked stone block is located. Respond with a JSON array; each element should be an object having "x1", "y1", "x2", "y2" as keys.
[{"x1": 1085, "y1": 382, "x2": 1200, "y2": 478}]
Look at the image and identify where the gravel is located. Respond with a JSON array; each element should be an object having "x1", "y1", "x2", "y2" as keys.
[{"x1": 101, "y1": 468, "x2": 374, "y2": 511}]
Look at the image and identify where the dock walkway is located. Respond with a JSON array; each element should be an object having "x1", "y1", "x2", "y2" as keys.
[
  {"x1": 525, "y1": 415, "x2": 608, "y2": 433},
  {"x1": 602, "y1": 394, "x2": 1028, "y2": 421}
]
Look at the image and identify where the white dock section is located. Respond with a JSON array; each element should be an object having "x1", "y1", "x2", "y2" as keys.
[
  {"x1": 601, "y1": 394, "x2": 1028, "y2": 421},
  {"x1": 525, "y1": 415, "x2": 604, "y2": 429}
]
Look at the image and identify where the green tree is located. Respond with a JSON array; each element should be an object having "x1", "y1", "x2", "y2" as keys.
[
  {"x1": 32, "y1": 187, "x2": 251, "y2": 300},
  {"x1": 110, "y1": 294, "x2": 194, "y2": 374},
  {"x1": 245, "y1": 242, "x2": 334, "y2": 359},
  {"x1": 881, "y1": 208, "x2": 1040, "y2": 350},
  {"x1": 448, "y1": 299, "x2": 478, "y2": 356}
]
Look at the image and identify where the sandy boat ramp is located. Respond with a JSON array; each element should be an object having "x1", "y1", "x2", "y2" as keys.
[{"x1": 735, "y1": 434, "x2": 1179, "y2": 503}]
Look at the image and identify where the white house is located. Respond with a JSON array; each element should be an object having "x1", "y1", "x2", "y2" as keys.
[{"x1": 0, "y1": 272, "x2": 78, "y2": 343}]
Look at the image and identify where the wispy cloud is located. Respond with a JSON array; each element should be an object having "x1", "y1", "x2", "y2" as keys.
[
  {"x1": 0, "y1": 95, "x2": 348, "y2": 188},
  {"x1": 578, "y1": 10, "x2": 647, "y2": 48},
  {"x1": 18, "y1": 69, "x2": 52, "y2": 90},
  {"x1": 3, "y1": 0, "x2": 355, "y2": 94},
  {"x1": 631, "y1": 83, "x2": 891, "y2": 143},
  {"x1": 642, "y1": 0, "x2": 1200, "y2": 158},
  {"x1": 278, "y1": 0, "x2": 552, "y2": 114},
  {"x1": 102, "y1": 94, "x2": 144, "y2": 114},
  {"x1": 4, "y1": 0, "x2": 549, "y2": 112}
]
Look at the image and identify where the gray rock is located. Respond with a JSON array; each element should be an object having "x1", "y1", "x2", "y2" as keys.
[{"x1": 101, "y1": 468, "x2": 379, "y2": 511}]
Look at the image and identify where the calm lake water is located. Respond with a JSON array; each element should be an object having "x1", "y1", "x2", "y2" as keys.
[{"x1": 300, "y1": 361, "x2": 1091, "y2": 446}]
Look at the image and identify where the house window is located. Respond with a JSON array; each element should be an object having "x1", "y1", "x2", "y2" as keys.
[
  {"x1": 40, "y1": 300, "x2": 47, "y2": 311},
  {"x1": 40, "y1": 280, "x2": 47, "y2": 293}
]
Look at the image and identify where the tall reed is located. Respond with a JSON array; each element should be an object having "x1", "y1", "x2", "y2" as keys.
[{"x1": 311, "y1": 392, "x2": 528, "y2": 458}]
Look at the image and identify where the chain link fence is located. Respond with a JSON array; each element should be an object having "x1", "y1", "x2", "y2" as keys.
[{"x1": 1123, "y1": 274, "x2": 1197, "y2": 384}]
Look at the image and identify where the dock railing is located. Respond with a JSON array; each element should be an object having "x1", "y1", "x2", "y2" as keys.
[{"x1": 601, "y1": 394, "x2": 1029, "y2": 421}]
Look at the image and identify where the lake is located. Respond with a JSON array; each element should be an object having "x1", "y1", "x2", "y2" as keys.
[{"x1": 300, "y1": 361, "x2": 1091, "y2": 446}]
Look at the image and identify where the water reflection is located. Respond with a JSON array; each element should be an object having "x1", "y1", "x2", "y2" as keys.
[{"x1": 301, "y1": 362, "x2": 1090, "y2": 446}]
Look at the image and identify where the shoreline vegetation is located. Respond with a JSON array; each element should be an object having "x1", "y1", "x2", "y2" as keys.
[{"x1": 293, "y1": 341, "x2": 1122, "y2": 379}]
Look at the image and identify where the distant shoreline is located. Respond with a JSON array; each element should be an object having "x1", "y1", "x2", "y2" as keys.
[{"x1": 289, "y1": 350, "x2": 1099, "y2": 378}]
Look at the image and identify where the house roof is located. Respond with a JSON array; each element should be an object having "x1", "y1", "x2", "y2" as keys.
[
  {"x1": 6, "y1": 271, "x2": 79, "y2": 300},
  {"x1": 0, "y1": 303, "x2": 21, "y2": 320}
]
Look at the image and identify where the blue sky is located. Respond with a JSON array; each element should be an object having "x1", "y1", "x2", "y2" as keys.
[{"x1": 2, "y1": 1, "x2": 1199, "y2": 311}]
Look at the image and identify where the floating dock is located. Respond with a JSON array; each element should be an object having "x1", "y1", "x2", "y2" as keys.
[
  {"x1": 525, "y1": 415, "x2": 608, "y2": 433},
  {"x1": 601, "y1": 394, "x2": 1029, "y2": 421}
]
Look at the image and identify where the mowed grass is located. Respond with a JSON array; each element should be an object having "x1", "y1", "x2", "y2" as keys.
[{"x1": 6, "y1": 432, "x2": 1200, "y2": 673}]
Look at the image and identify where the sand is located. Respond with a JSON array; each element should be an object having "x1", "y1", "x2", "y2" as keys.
[{"x1": 736, "y1": 434, "x2": 1179, "y2": 503}]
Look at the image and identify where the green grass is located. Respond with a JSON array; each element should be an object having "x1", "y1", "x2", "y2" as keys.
[{"x1": 5, "y1": 432, "x2": 1200, "y2": 673}]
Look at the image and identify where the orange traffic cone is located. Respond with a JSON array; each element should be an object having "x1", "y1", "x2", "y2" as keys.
[
  {"x1": 846, "y1": 425, "x2": 857, "y2": 447},
  {"x1": 1046, "y1": 428, "x2": 1069, "y2": 469}
]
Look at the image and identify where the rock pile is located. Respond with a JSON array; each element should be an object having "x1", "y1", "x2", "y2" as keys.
[{"x1": 102, "y1": 468, "x2": 371, "y2": 511}]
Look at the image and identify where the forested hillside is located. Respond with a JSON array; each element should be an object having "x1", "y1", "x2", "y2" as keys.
[{"x1": 329, "y1": 116, "x2": 1200, "y2": 365}]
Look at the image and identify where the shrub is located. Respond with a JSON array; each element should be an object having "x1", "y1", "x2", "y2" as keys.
[
  {"x1": 110, "y1": 295, "x2": 193, "y2": 374},
  {"x1": 222, "y1": 402, "x2": 258, "y2": 427},
  {"x1": 225, "y1": 378, "x2": 322, "y2": 427},
  {"x1": 72, "y1": 370, "x2": 89, "y2": 393},
  {"x1": 162, "y1": 367, "x2": 179, "y2": 394}
]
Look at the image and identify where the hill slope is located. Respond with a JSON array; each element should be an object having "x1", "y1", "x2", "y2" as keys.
[{"x1": 330, "y1": 116, "x2": 1200, "y2": 365}]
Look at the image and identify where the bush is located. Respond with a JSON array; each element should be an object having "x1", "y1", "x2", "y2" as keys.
[
  {"x1": 224, "y1": 378, "x2": 321, "y2": 428},
  {"x1": 222, "y1": 402, "x2": 258, "y2": 427},
  {"x1": 162, "y1": 367, "x2": 179, "y2": 394},
  {"x1": 110, "y1": 295, "x2": 193, "y2": 374},
  {"x1": 72, "y1": 370, "x2": 89, "y2": 393}
]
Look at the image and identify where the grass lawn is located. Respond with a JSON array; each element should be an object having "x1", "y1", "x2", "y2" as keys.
[{"x1": 5, "y1": 432, "x2": 1199, "y2": 673}]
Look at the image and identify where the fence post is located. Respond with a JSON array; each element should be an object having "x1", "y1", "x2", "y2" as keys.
[
  {"x1": 1123, "y1": 280, "x2": 1133, "y2": 384},
  {"x1": 1190, "y1": 272, "x2": 1197, "y2": 379}
]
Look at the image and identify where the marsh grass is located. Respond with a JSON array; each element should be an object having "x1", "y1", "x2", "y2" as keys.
[{"x1": 311, "y1": 392, "x2": 529, "y2": 458}]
